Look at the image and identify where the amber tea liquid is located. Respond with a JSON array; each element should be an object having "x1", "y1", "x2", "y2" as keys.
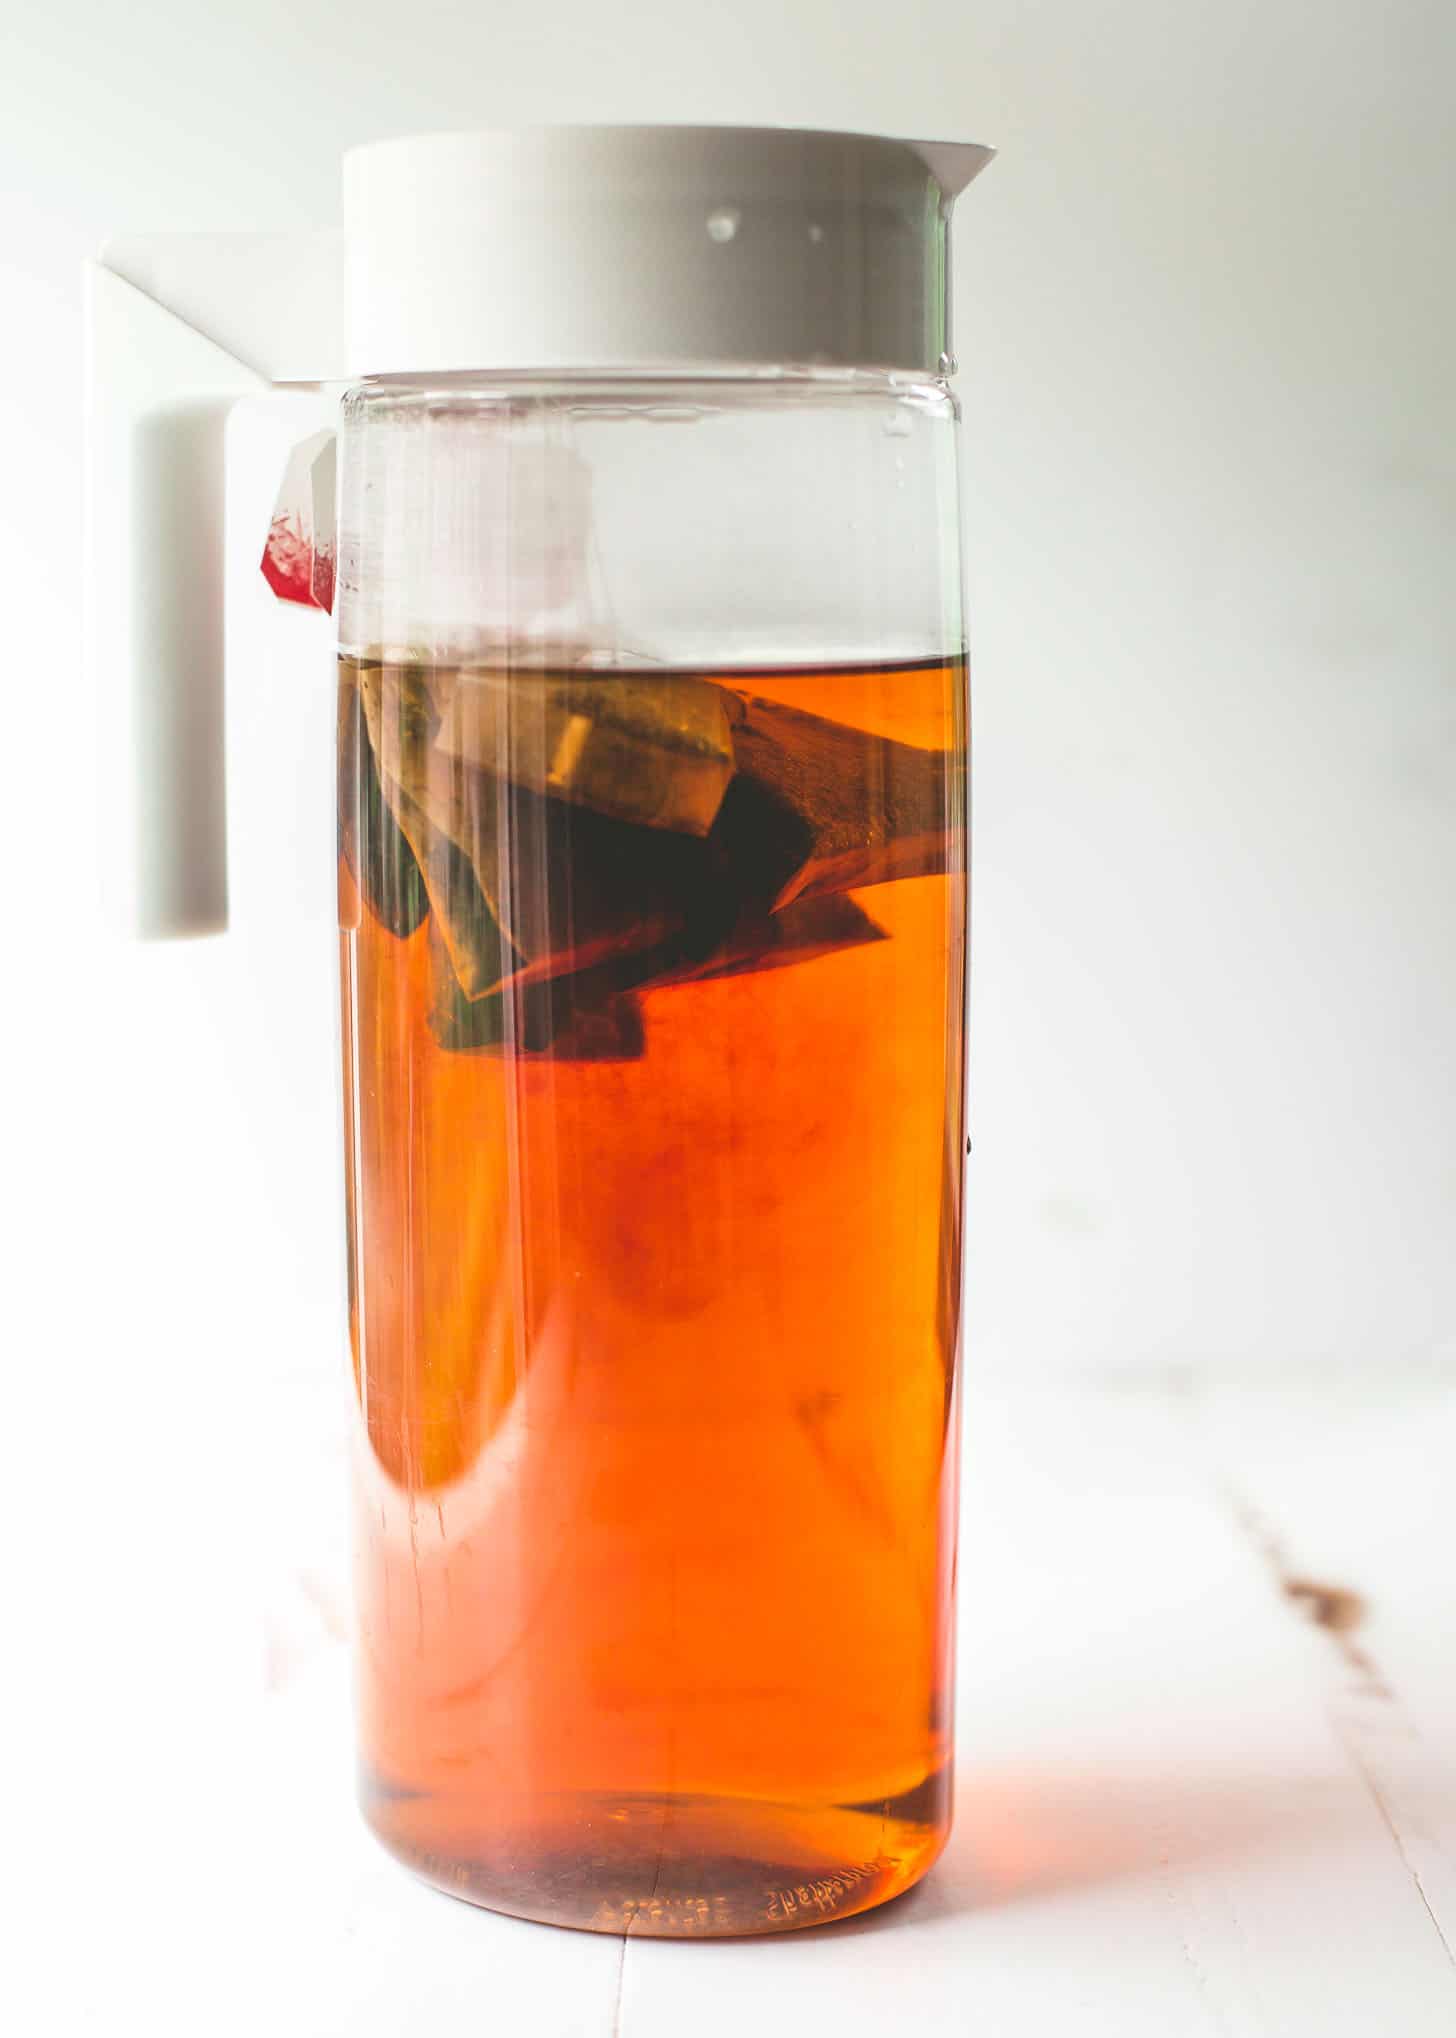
[{"x1": 338, "y1": 651, "x2": 967, "y2": 1935}]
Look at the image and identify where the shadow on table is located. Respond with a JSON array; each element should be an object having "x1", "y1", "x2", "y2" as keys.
[{"x1": 779, "y1": 1760, "x2": 1364, "y2": 1943}]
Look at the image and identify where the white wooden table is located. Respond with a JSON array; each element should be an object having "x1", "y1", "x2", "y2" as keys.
[{"x1": 46, "y1": 1375, "x2": 1455, "y2": 2035}]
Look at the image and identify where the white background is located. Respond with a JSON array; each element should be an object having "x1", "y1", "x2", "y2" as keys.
[{"x1": 2, "y1": 3, "x2": 1453, "y2": 2024}]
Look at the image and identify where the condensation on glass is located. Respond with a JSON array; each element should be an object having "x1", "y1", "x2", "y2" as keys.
[{"x1": 336, "y1": 375, "x2": 969, "y2": 1935}]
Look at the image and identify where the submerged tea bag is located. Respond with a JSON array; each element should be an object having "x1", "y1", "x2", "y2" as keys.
[
  {"x1": 348, "y1": 656, "x2": 957, "y2": 1060},
  {"x1": 685, "y1": 893, "x2": 887, "y2": 985},
  {"x1": 360, "y1": 661, "x2": 729, "y2": 995},
  {"x1": 722, "y1": 693, "x2": 956, "y2": 908},
  {"x1": 434, "y1": 671, "x2": 734, "y2": 837},
  {"x1": 355, "y1": 664, "x2": 519, "y2": 993},
  {"x1": 337, "y1": 683, "x2": 429, "y2": 940},
  {"x1": 429, "y1": 925, "x2": 647, "y2": 1061}
]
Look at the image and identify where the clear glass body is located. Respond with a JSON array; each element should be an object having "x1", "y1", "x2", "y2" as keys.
[{"x1": 336, "y1": 374, "x2": 968, "y2": 1935}]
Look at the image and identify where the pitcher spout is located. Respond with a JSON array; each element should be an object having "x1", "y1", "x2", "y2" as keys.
[{"x1": 908, "y1": 139, "x2": 997, "y2": 206}]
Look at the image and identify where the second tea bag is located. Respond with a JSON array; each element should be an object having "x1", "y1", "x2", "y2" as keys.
[{"x1": 720, "y1": 692, "x2": 958, "y2": 908}]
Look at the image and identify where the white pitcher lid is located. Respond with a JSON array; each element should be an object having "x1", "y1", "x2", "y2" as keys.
[{"x1": 343, "y1": 125, "x2": 994, "y2": 379}]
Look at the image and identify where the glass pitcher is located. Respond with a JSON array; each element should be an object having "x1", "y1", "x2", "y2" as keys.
[{"x1": 89, "y1": 124, "x2": 991, "y2": 1936}]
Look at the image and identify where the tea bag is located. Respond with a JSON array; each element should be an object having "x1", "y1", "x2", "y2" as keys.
[
  {"x1": 337, "y1": 681, "x2": 430, "y2": 940},
  {"x1": 721, "y1": 693, "x2": 957, "y2": 907},
  {"x1": 429, "y1": 925, "x2": 647, "y2": 1061},
  {"x1": 389, "y1": 777, "x2": 520, "y2": 997},
  {"x1": 357, "y1": 660, "x2": 955, "y2": 1051},
  {"x1": 704, "y1": 768, "x2": 817, "y2": 917},
  {"x1": 434, "y1": 670, "x2": 734, "y2": 837},
  {"x1": 686, "y1": 893, "x2": 887, "y2": 985},
  {"x1": 362, "y1": 661, "x2": 729, "y2": 996},
  {"x1": 358, "y1": 663, "x2": 521, "y2": 994}
]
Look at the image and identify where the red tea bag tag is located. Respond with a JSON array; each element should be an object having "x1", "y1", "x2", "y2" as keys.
[{"x1": 261, "y1": 427, "x2": 336, "y2": 612}]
